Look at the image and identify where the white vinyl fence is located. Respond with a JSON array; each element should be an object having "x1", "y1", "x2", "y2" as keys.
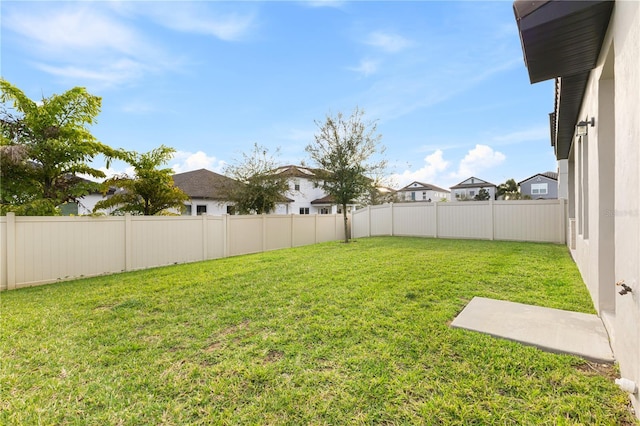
[
  {"x1": 0, "y1": 213, "x2": 345, "y2": 291},
  {"x1": 352, "y1": 199, "x2": 567, "y2": 244}
]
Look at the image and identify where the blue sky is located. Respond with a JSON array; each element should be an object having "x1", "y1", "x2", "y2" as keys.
[{"x1": 1, "y1": 0, "x2": 556, "y2": 190}]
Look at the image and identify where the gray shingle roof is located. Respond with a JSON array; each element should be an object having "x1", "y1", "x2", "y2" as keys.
[
  {"x1": 450, "y1": 177, "x2": 496, "y2": 190},
  {"x1": 518, "y1": 171, "x2": 558, "y2": 185},
  {"x1": 398, "y1": 181, "x2": 450, "y2": 193},
  {"x1": 172, "y1": 169, "x2": 239, "y2": 200}
]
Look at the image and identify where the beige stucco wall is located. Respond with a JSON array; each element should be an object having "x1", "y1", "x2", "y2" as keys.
[{"x1": 569, "y1": 0, "x2": 640, "y2": 413}]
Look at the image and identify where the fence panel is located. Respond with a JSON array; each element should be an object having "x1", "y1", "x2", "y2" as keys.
[
  {"x1": 352, "y1": 200, "x2": 566, "y2": 244},
  {"x1": 265, "y1": 215, "x2": 293, "y2": 251},
  {"x1": 393, "y1": 203, "x2": 436, "y2": 237},
  {"x1": 316, "y1": 215, "x2": 340, "y2": 243},
  {"x1": 437, "y1": 202, "x2": 492, "y2": 240},
  {"x1": 1, "y1": 219, "x2": 7, "y2": 291},
  {"x1": 370, "y1": 205, "x2": 393, "y2": 236},
  {"x1": 227, "y1": 215, "x2": 265, "y2": 256},
  {"x1": 493, "y1": 201, "x2": 565, "y2": 243},
  {"x1": 1, "y1": 213, "x2": 346, "y2": 290},
  {"x1": 292, "y1": 215, "x2": 317, "y2": 247},
  {"x1": 11, "y1": 216, "x2": 125, "y2": 288},
  {"x1": 130, "y1": 216, "x2": 206, "y2": 270},
  {"x1": 351, "y1": 208, "x2": 370, "y2": 238}
]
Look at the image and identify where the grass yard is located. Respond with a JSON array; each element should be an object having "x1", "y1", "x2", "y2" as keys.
[{"x1": 1, "y1": 237, "x2": 636, "y2": 425}]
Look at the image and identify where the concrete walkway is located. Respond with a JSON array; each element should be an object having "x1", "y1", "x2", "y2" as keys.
[{"x1": 451, "y1": 297, "x2": 614, "y2": 364}]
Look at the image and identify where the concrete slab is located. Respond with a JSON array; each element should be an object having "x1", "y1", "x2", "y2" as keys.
[{"x1": 451, "y1": 297, "x2": 614, "y2": 364}]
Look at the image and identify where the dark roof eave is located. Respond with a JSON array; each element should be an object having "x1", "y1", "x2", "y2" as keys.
[
  {"x1": 514, "y1": 0, "x2": 614, "y2": 84},
  {"x1": 513, "y1": 0, "x2": 614, "y2": 160}
]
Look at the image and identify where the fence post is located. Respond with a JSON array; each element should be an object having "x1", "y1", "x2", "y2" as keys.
[
  {"x1": 559, "y1": 198, "x2": 567, "y2": 244},
  {"x1": 262, "y1": 214, "x2": 267, "y2": 252},
  {"x1": 202, "y1": 214, "x2": 208, "y2": 261},
  {"x1": 368, "y1": 206, "x2": 372, "y2": 237},
  {"x1": 6, "y1": 212, "x2": 16, "y2": 290},
  {"x1": 291, "y1": 214, "x2": 295, "y2": 248},
  {"x1": 390, "y1": 203, "x2": 394, "y2": 236},
  {"x1": 489, "y1": 199, "x2": 495, "y2": 241},
  {"x1": 223, "y1": 214, "x2": 229, "y2": 258},
  {"x1": 434, "y1": 202, "x2": 439, "y2": 239},
  {"x1": 125, "y1": 213, "x2": 132, "y2": 271}
]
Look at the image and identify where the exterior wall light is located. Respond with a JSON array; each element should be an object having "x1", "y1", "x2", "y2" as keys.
[{"x1": 576, "y1": 117, "x2": 595, "y2": 137}]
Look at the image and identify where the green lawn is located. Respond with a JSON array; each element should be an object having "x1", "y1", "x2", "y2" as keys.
[{"x1": 1, "y1": 237, "x2": 636, "y2": 425}]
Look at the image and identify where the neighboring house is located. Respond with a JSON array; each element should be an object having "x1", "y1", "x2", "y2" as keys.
[
  {"x1": 518, "y1": 172, "x2": 558, "y2": 199},
  {"x1": 396, "y1": 181, "x2": 450, "y2": 202},
  {"x1": 271, "y1": 165, "x2": 357, "y2": 214},
  {"x1": 450, "y1": 177, "x2": 497, "y2": 201},
  {"x1": 514, "y1": 0, "x2": 640, "y2": 416},
  {"x1": 172, "y1": 168, "x2": 239, "y2": 216},
  {"x1": 60, "y1": 176, "x2": 116, "y2": 215}
]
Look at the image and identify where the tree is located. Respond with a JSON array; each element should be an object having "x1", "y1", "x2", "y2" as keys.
[
  {"x1": 474, "y1": 188, "x2": 491, "y2": 201},
  {"x1": 497, "y1": 178, "x2": 521, "y2": 200},
  {"x1": 1, "y1": 79, "x2": 117, "y2": 215},
  {"x1": 93, "y1": 145, "x2": 189, "y2": 215},
  {"x1": 305, "y1": 107, "x2": 386, "y2": 242},
  {"x1": 222, "y1": 143, "x2": 290, "y2": 214}
]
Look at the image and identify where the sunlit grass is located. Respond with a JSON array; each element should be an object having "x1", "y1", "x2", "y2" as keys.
[{"x1": 1, "y1": 237, "x2": 636, "y2": 424}]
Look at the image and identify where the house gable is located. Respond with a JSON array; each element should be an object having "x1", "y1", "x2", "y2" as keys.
[
  {"x1": 172, "y1": 168, "x2": 239, "y2": 200},
  {"x1": 450, "y1": 177, "x2": 496, "y2": 189}
]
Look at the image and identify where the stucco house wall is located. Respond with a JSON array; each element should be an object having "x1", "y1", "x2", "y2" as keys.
[
  {"x1": 450, "y1": 177, "x2": 497, "y2": 202},
  {"x1": 519, "y1": 173, "x2": 558, "y2": 199},
  {"x1": 397, "y1": 182, "x2": 451, "y2": 202},
  {"x1": 274, "y1": 174, "x2": 336, "y2": 214},
  {"x1": 571, "y1": 2, "x2": 640, "y2": 412},
  {"x1": 182, "y1": 199, "x2": 233, "y2": 216},
  {"x1": 518, "y1": 0, "x2": 640, "y2": 414}
]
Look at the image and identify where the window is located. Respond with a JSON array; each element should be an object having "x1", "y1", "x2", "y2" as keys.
[
  {"x1": 196, "y1": 205, "x2": 207, "y2": 215},
  {"x1": 469, "y1": 190, "x2": 475, "y2": 197},
  {"x1": 226, "y1": 205, "x2": 236, "y2": 215},
  {"x1": 299, "y1": 207, "x2": 309, "y2": 214},
  {"x1": 531, "y1": 183, "x2": 548, "y2": 195},
  {"x1": 422, "y1": 191, "x2": 427, "y2": 200},
  {"x1": 319, "y1": 208, "x2": 329, "y2": 214},
  {"x1": 411, "y1": 191, "x2": 416, "y2": 201},
  {"x1": 293, "y1": 180, "x2": 300, "y2": 191},
  {"x1": 183, "y1": 205, "x2": 192, "y2": 216}
]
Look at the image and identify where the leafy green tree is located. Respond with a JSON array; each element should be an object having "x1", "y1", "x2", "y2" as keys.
[
  {"x1": 222, "y1": 143, "x2": 290, "y2": 214},
  {"x1": 93, "y1": 145, "x2": 189, "y2": 215},
  {"x1": 474, "y1": 188, "x2": 491, "y2": 201},
  {"x1": 1, "y1": 79, "x2": 117, "y2": 215},
  {"x1": 497, "y1": 178, "x2": 521, "y2": 200},
  {"x1": 305, "y1": 107, "x2": 387, "y2": 242}
]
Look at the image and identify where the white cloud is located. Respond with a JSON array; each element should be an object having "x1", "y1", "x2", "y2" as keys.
[
  {"x1": 121, "y1": 100, "x2": 158, "y2": 114},
  {"x1": 171, "y1": 151, "x2": 226, "y2": 174},
  {"x1": 452, "y1": 144, "x2": 506, "y2": 180},
  {"x1": 391, "y1": 149, "x2": 450, "y2": 188},
  {"x1": 348, "y1": 59, "x2": 379, "y2": 77},
  {"x1": 35, "y1": 59, "x2": 149, "y2": 89},
  {"x1": 138, "y1": 4, "x2": 256, "y2": 41},
  {"x1": 364, "y1": 31, "x2": 412, "y2": 53},
  {"x1": 2, "y1": 4, "x2": 180, "y2": 89},
  {"x1": 492, "y1": 126, "x2": 549, "y2": 145},
  {"x1": 4, "y1": 6, "x2": 139, "y2": 56},
  {"x1": 303, "y1": 1, "x2": 346, "y2": 9}
]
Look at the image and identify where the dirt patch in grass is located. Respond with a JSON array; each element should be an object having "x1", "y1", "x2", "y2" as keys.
[
  {"x1": 219, "y1": 319, "x2": 250, "y2": 336},
  {"x1": 264, "y1": 349, "x2": 284, "y2": 364},
  {"x1": 575, "y1": 361, "x2": 619, "y2": 380}
]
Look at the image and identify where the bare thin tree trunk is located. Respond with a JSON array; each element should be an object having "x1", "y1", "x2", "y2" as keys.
[{"x1": 342, "y1": 204, "x2": 349, "y2": 243}]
